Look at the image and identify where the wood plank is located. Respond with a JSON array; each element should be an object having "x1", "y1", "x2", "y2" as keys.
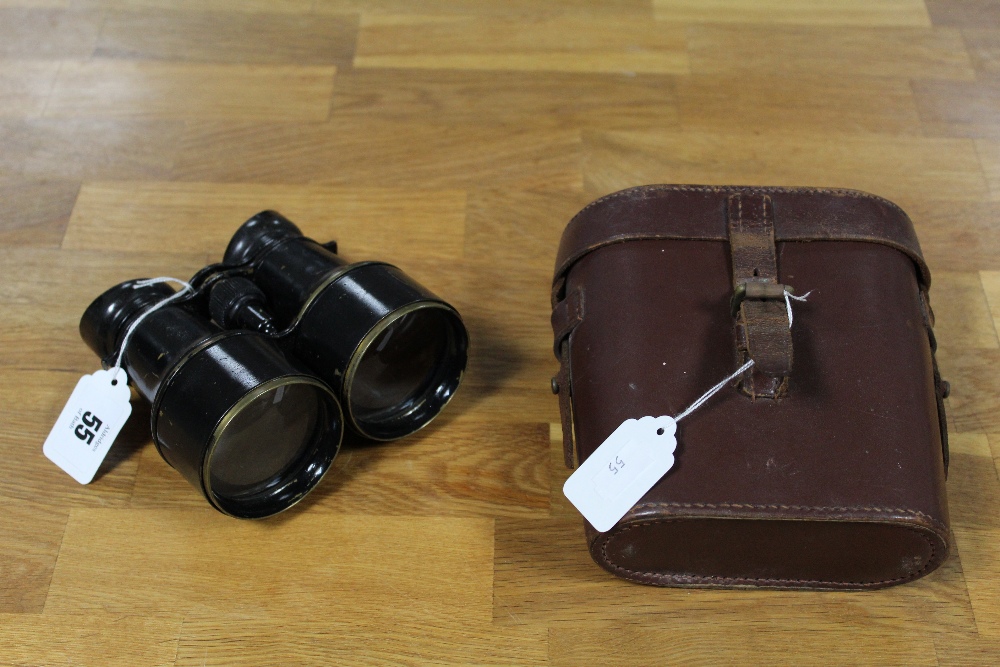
[
  {"x1": 331, "y1": 69, "x2": 680, "y2": 130},
  {"x1": 948, "y1": 450, "x2": 1000, "y2": 637},
  {"x1": 677, "y1": 72, "x2": 923, "y2": 135},
  {"x1": 131, "y1": 416, "x2": 551, "y2": 518},
  {"x1": 0, "y1": 8, "x2": 102, "y2": 58},
  {"x1": 936, "y1": 348, "x2": 1000, "y2": 433},
  {"x1": 653, "y1": 0, "x2": 930, "y2": 27},
  {"x1": 926, "y1": 0, "x2": 1000, "y2": 29},
  {"x1": 174, "y1": 616, "x2": 546, "y2": 667},
  {"x1": 0, "y1": 118, "x2": 184, "y2": 180},
  {"x1": 0, "y1": 499, "x2": 68, "y2": 612},
  {"x1": 62, "y1": 182, "x2": 467, "y2": 261},
  {"x1": 550, "y1": 622, "x2": 939, "y2": 666},
  {"x1": 934, "y1": 635, "x2": 1000, "y2": 667},
  {"x1": 96, "y1": 9, "x2": 359, "y2": 66},
  {"x1": 903, "y1": 199, "x2": 1000, "y2": 271},
  {"x1": 0, "y1": 61, "x2": 62, "y2": 117},
  {"x1": 983, "y1": 271, "x2": 1000, "y2": 338},
  {"x1": 75, "y1": 0, "x2": 312, "y2": 11},
  {"x1": 950, "y1": 432, "x2": 994, "y2": 459},
  {"x1": 172, "y1": 119, "x2": 583, "y2": 190},
  {"x1": 962, "y1": 29, "x2": 1000, "y2": 79},
  {"x1": 46, "y1": 509, "x2": 495, "y2": 625},
  {"x1": 0, "y1": 613, "x2": 181, "y2": 666},
  {"x1": 0, "y1": 177, "x2": 78, "y2": 247},
  {"x1": 583, "y1": 130, "x2": 988, "y2": 205},
  {"x1": 931, "y1": 272, "x2": 1000, "y2": 349},
  {"x1": 688, "y1": 24, "x2": 975, "y2": 80},
  {"x1": 914, "y1": 79, "x2": 1000, "y2": 138},
  {"x1": 44, "y1": 62, "x2": 335, "y2": 120},
  {"x1": 314, "y1": 0, "x2": 650, "y2": 17},
  {"x1": 977, "y1": 140, "x2": 1000, "y2": 200},
  {"x1": 492, "y1": 514, "x2": 977, "y2": 630},
  {"x1": 355, "y1": 16, "x2": 689, "y2": 75}
]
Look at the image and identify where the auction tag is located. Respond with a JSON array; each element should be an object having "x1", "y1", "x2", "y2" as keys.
[
  {"x1": 562, "y1": 415, "x2": 677, "y2": 533},
  {"x1": 43, "y1": 369, "x2": 132, "y2": 484}
]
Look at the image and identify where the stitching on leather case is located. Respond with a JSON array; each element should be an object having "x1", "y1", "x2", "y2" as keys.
[
  {"x1": 628, "y1": 502, "x2": 950, "y2": 535},
  {"x1": 572, "y1": 184, "x2": 909, "y2": 221},
  {"x1": 598, "y1": 518, "x2": 939, "y2": 588}
]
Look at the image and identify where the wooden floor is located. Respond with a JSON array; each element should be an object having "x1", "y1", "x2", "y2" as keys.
[{"x1": 2, "y1": 1, "x2": 1000, "y2": 665}]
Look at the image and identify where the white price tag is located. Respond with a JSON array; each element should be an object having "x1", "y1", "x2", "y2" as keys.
[
  {"x1": 562, "y1": 415, "x2": 677, "y2": 533},
  {"x1": 43, "y1": 369, "x2": 132, "y2": 484}
]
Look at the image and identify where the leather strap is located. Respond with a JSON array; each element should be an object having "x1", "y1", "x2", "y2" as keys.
[
  {"x1": 551, "y1": 287, "x2": 583, "y2": 468},
  {"x1": 728, "y1": 193, "x2": 792, "y2": 399},
  {"x1": 554, "y1": 340, "x2": 576, "y2": 468}
]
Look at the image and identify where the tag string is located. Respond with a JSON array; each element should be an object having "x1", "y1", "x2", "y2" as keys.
[
  {"x1": 673, "y1": 359, "x2": 754, "y2": 422},
  {"x1": 784, "y1": 289, "x2": 813, "y2": 329},
  {"x1": 109, "y1": 277, "x2": 193, "y2": 384}
]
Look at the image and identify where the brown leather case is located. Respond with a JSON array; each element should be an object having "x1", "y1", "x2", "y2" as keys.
[{"x1": 550, "y1": 185, "x2": 950, "y2": 590}]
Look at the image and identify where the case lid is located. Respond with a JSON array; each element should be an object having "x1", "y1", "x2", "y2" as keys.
[{"x1": 553, "y1": 185, "x2": 930, "y2": 295}]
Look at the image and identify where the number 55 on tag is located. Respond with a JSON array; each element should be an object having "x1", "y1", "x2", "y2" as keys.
[
  {"x1": 43, "y1": 369, "x2": 132, "y2": 484},
  {"x1": 563, "y1": 415, "x2": 677, "y2": 533}
]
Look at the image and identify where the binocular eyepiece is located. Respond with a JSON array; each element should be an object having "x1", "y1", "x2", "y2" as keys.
[{"x1": 80, "y1": 212, "x2": 469, "y2": 519}]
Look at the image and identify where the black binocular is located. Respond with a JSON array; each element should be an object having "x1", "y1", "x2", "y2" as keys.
[{"x1": 80, "y1": 211, "x2": 469, "y2": 519}]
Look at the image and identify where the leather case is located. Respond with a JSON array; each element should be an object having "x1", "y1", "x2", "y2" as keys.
[{"x1": 550, "y1": 185, "x2": 950, "y2": 590}]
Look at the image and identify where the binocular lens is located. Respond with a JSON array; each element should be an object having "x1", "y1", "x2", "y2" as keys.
[
  {"x1": 349, "y1": 305, "x2": 465, "y2": 440},
  {"x1": 206, "y1": 380, "x2": 335, "y2": 516}
]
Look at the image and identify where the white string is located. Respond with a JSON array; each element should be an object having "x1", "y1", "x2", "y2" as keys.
[
  {"x1": 670, "y1": 289, "x2": 812, "y2": 423},
  {"x1": 674, "y1": 359, "x2": 755, "y2": 422},
  {"x1": 784, "y1": 289, "x2": 813, "y2": 329},
  {"x1": 109, "y1": 277, "x2": 193, "y2": 384}
]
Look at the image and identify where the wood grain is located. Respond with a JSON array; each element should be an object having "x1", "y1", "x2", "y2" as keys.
[
  {"x1": 676, "y1": 73, "x2": 924, "y2": 135},
  {"x1": 331, "y1": 69, "x2": 680, "y2": 130},
  {"x1": 172, "y1": 119, "x2": 582, "y2": 189},
  {"x1": 963, "y1": 29, "x2": 1000, "y2": 79},
  {"x1": 914, "y1": 79, "x2": 1000, "y2": 138},
  {"x1": 2, "y1": 1, "x2": 1000, "y2": 664},
  {"x1": 0, "y1": 61, "x2": 62, "y2": 117},
  {"x1": 173, "y1": 617, "x2": 547, "y2": 667},
  {"x1": 62, "y1": 182, "x2": 467, "y2": 261},
  {"x1": 688, "y1": 24, "x2": 975, "y2": 80},
  {"x1": 0, "y1": 177, "x2": 78, "y2": 246},
  {"x1": 977, "y1": 139, "x2": 1000, "y2": 199},
  {"x1": 0, "y1": 118, "x2": 185, "y2": 180},
  {"x1": 0, "y1": 8, "x2": 102, "y2": 58},
  {"x1": 550, "y1": 624, "x2": 939, "y2": 666},
  {"x1": 96, "y1": 10, "x2": 359, "y2": 66},
  {"x1": 931, "y1": 272, "x2": 1000, "y2": 349},
  {"x1": 355, "y1": 16, "x2": 689, "y2": 75},
  {"x1": 583, "y1": 130, "x2": 988, "y2": 203},
  {"x1": 45, "y1": 62, "x2": 336, "y2": 120},
  {"x1": 45, "y1": 510, "x2": 494, "y2": 624},
  {"x1": 653, "y1": 0, "x2": 931, "y2": 28}
]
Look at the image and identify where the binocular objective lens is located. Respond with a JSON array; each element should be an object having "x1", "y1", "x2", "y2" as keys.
[
  {"x1": 206, "y1": 381, "x2": 336, "y2": 515},
  {"x1": 348, "y1": 306, "x2": 466, "y2": 440}
]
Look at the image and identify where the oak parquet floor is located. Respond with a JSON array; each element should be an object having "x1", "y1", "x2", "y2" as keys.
[{"x1": 1, "y1": 1, "x2": 999, "y2": 665}]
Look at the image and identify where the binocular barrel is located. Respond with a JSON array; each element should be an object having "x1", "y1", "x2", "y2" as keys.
[
  {"x1": 80, "y1": 280, "x2": 342, "y2": 519},
  {"x1": 223, "y1": 211, "x2": 469, "y2": 441},
  {"x1": 78, "y1": 212, "x2": 469, "y2": 518}
]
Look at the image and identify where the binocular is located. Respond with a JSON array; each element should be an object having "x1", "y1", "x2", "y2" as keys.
[{"x1": 80, "y1": 211, "x2": 469, "y2": 519}]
